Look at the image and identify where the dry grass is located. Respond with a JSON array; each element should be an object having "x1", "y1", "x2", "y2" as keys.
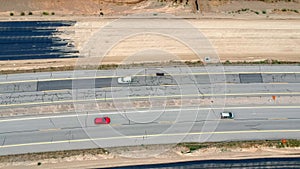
[
  {"x1": 0, "y1": 59, "x2": 299, "y2": 75},
  {"x1": 0, "y1": 148, "x2": 108, "y2": 164},
  {"x1": 178, "y1": 139, "x2": 300, "y2": 153},
  {"x1": 0, "y1": 139, "x2": 299, "y2": 166}
]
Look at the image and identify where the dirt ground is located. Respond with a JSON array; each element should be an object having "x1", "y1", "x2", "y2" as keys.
[
  {"x1": 1, "y1": 96, "x2": 299, "y2": 118},
  {"x1": 0, "y1": 17, "x2": 299, "y2": 73},
  {"x1": 1, "y1": 144, "x2": 300, "y2": 169},
  {"x1": 0, "y1": 0, "x2": 300, "y2": 16},
  {"x1": 0, "y1": 0, "x2": 299, "y2": 72}
]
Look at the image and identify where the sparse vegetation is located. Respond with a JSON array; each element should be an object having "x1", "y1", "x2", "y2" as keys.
[
  {"x1": 260, "y1": 0, "x2": 297, "y2": 2},
  {"x1": 42, "y1": 11, "x2": 49, "y2": 15},
  {"x1": 0, "y1": 59, "x2": 299, "y2": 75},
  {"x1": 228, "y1": 8, "x2": 261, "y2": 15},
  {"x1": 179, "y1": 143, "x2": 208, "y2": 152},
  {"x1": 228, "y1": 7, "x2": 299, "y2": 15},
  {"x1": 0, "y1": 148, "x2": 108, "y2": 163},
  {"x1": 178, "y1": 140, "x2": 300, "y2": 153},
  {"x1": 287, "y1": 139, "x2": 300, "y2": 147},
  {"x1": 273, "y1": 8, "x2": 300, "y2": 13},
  {"x1": 224, "y1": 60, "x2": 231, "y2": 64},
  {"x1": 214, "y1": 59, "x2": 289, "y2": 65},
  {"x1": 0, "y1": 140, "x2": 297, "y2": 165}
]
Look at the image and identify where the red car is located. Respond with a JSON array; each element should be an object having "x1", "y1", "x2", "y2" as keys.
[{"x1": 94, "y1": 117, "x2": 111, "y2": 124}]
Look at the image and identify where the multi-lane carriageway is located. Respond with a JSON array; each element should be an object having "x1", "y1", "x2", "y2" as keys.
[{"x1": 0, "y1": 65, "x2": 299, "y2": 155}]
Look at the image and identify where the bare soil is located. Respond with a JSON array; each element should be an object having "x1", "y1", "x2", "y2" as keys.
[
  {"x1": 1, "y1": 96, "x2": 299, "y2": 118},
  {"x1": 0, "y1": 17, "x2": 299, "y2": 73},
  {"x1": 0, "y1": 0, "x2": 191, "y2": 16},
  {"x1": 0, "y1": 0, "x2": 299, "y2": 16},
  {"x1": 0, "y1": 0, "x2": 299, "y2": 72},
  {"x1": 1, "y1": 140, "x2": 299, "y2": 169}
]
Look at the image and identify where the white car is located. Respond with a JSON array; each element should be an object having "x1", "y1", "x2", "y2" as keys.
[
  {"x1": 220, "y1": 112, "x2": 234, "y2": 119},
  {"x1": 117, "y1": 76, "x2": 132, "y2": 84}
]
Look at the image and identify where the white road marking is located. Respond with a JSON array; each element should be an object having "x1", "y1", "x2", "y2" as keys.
[{"x1": 0, "y1": 129, "x2": 299, "y2": 149}]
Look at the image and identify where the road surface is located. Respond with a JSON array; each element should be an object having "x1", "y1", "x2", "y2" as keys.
[
  {"x1": 0, "y1": 65, "x2": 299, "y2": 155},
  {"x1": 0, "y1": 106, "x2": 299, "y2": 155},
  {"x1": 0, "y1": 66, "x2": 300, "y2": 109}
]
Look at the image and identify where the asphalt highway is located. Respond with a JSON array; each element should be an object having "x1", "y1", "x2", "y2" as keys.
[
  {"x1": 1, "y1": 65, "x2": 300, "y2": 83},
  {"x1": 0, "y1": 66, "x2": 299, "y2": 155},
  {"x1": 0, "y1": 107, "x2": 299, "y2": 155},
  {"x1": 0, "y1": 83, "x2": 300, "y2": 108},
  {"x1": 0, "y1": 66, "x2": 300, "y2": 109}
]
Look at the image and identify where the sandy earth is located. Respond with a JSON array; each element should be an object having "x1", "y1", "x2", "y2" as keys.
[
  {"x1": 0, "y1": 17, "x2": 300, "y2": 72},
  {"x1": 0, "y1": 0, "x2": 299, "y2": 16},
  {"x1": 0, "y1": 0, "x2": 299, "y2": 72},
  {"x1": 1, "y1": 145, "x2": 300, "y2": 169},
  {"x1": 1, "y1": 96, "x2": 299, "y2": 118},
  {"x1": 0, "y1": 0, "x2": 192, "y2": 16}
]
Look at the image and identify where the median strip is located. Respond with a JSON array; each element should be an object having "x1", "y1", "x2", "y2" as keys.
[{"x1": 1, "y1": 92, "x2": 300, "y2": 108}]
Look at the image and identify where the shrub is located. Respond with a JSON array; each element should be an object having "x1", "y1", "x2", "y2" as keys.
[
  {"x1": 294, "y1": 10, "x2": 299, "y2": 13},
  {"x1": 255, "y1": 11, "x2": 259, "y2": 15},
  {"x1": 262, "y1": 10, "x2": 266, "y2": 14},
  {"x1": 42, "y1": 11, "x2": 49, "y2": 15},
  {"x1": 288, "y1": 139, "x2": 300, "y2": 147},
  {"x1": 282, "y1": 9, "x2": 287, "y2": 12},
  {"x1": 272, "y1": 60, "x2": 282, "y2": 64},
  {"x1": 51, "y1": 12, "x2": 55, "y2": 15},
  {"x1": 20, "y1": 12, "x2": 25, "y2": 16},
  {"x1": 28, "y1": 11, "x2": 33, "y2": 15},
  {"x1": 9, "y1": 12, "x2": 14, "y2": 16},
  {"x1": 224, "y1": 60, "x2": 231, "y2": 64}
]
